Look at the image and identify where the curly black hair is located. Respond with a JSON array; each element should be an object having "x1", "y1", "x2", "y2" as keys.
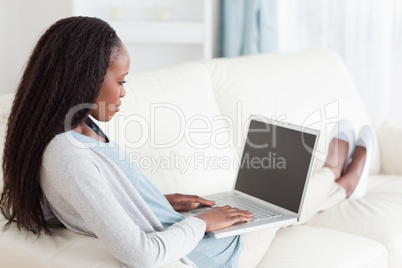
[{"x1": 0, "y1": 16, "x2": 122, "y2": 235}]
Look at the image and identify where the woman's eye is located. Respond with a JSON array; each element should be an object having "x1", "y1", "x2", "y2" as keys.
[{"x1": 119, "y1": 80, "x2": 126, "y2": 86}]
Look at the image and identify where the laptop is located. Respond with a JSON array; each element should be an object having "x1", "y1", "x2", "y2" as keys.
[{"x1": 180, "y1": 116, "x2": 320, "y2": 239}]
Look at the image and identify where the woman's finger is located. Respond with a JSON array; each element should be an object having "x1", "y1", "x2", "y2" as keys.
[
  {"x1": 173, "y1": 201, "x2": 204, "y2": 211},
  {"x1": 195, "y1": 196, "x2": 215, "y2": 206},
  {"x1": 180, "y1": 195, "x2": 215, "y2": 207},
  {"x1": 223, "y1": 207, "x2": 252, "y2": 214}
]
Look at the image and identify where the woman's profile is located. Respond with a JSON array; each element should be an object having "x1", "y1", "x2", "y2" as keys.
[{"x1": 0, "y1": 16, "x2": 376, "y2": 268}]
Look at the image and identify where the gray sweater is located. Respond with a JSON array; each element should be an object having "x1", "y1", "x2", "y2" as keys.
[{"x1": 40, "y1": 132, "x2": 206, "y2": 268}]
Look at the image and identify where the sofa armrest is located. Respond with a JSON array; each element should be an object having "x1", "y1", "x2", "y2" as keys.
[{"x1": 373, "y1": 119, "x2": 402, "y2": 175}]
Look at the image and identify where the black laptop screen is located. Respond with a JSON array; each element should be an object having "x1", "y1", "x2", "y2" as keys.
[{"x1": 234, "y1": 119, "x2": 317, "y2": 214}]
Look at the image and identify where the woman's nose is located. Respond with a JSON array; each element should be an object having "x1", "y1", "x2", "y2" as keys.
[{"x1": 120, "y1": 87, "x2": 126, "y2": 98}]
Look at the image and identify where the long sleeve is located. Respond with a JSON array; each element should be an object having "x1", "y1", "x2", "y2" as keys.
[{"x1": 41, "y1": 134, "x2": 206, "y2": 267}]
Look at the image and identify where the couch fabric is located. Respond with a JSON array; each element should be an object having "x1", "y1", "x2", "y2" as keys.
[{"x1": 0, "y1": 50, "x2": 400, "y2": 267}]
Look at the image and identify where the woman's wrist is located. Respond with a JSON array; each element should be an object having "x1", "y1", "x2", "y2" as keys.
[{"x1": 194, "y1": 215, "x2": 209, "y2": 231}]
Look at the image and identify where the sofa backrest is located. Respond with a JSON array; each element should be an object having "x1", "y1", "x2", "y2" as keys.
[
  {"x1": 102, "y1": 50, "x2": 379, "y2": 195},
  {"x1": 101, "y1": 62, "x2": 237, "y2": 195},
  {"x1": 204, "y1": 49, "x2": 380, "y2": 172}
]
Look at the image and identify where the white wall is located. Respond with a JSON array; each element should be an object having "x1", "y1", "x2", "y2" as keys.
[
  {"x1": 73, "y1": 0, "x2": 215, "y2": 72},
  {"x1": 0, "y1": 0, "x2": 72, "y2": 95},
  {"x1": 0, "y1": 0, "x2": 219, "y2": 96}
]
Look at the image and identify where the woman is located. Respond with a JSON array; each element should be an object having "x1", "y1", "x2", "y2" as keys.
[{"x1": 0, "y1": 17, "x2": 375, "y2": 268}]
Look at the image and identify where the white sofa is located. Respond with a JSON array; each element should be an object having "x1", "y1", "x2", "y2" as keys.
[{"x1": 1, "y1": 50, "x2": 401, "y2": 267}]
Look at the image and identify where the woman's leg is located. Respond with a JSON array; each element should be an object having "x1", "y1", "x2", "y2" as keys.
[
  {"x1": 238, "y1": 227, "x2": 280, "y2": 268},
  {"x1": 322, "y1": 139, "x2": 350, "y2": 180},
  {"x1": 336, "y1": 146, "x2": 367, "y2": 197},
  {"x1": 298, "y1": 138, "x2": 368, "y2": 224}
]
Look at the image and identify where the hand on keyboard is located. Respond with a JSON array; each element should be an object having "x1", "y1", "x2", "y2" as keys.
[
  {"x1": 213, "y1": 196, "x2": 280, "y2": 221},
  {"x1": 195, "y1": 205, "x2": 253, "y2": 232},
  {"x1": 164, "y1": 193, "x2": 215, "y2": 211}
]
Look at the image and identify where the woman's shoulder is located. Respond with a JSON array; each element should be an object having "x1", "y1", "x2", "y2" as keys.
[
  {"x1": 41, "y1": 132, "x2": 102, "y2": 184},
  {"x1": 44, "y1": 131, "x2": 93, "y2": 163}
]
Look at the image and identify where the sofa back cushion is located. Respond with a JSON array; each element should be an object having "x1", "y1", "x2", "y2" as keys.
[
  {"x1": 204, "y1": 50, "x2": 380, "y2": 173},
  {"x1": 99, "y1": 62, "x2": 237, "y2": 195}
]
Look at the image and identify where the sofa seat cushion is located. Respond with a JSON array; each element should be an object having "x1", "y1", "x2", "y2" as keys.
[
  {"x1": 0, "y1": 220, "x2": 192, "y2": 268},
  {"x1": 257, "y1": 225, "x2": 388, "y2": 268},
  {"x1": 0, "y1": 220, "x2": 121, "y2": 268},
  {"x1": 307, "y1": 175, "x2": 402, "y2": 268}
]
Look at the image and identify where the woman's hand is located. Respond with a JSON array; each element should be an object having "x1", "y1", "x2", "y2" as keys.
[
  {"x1": 164, "y1": 193, "x2": 215, "y2": 211},
  {"x1": 195, "y1": 206, "x2": 253, "y2": 232}
]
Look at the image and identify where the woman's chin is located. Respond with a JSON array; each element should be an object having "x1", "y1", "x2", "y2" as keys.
[
  {"x1": 91, "y1": 113, "x2": 116, "y2": 122},
  {"x1": 102, "y1": 115, "x2": 115, "y2": 122}
]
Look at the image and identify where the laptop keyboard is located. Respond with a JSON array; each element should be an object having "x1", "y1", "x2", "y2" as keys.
[{"x1": 212, "y1": 195, "x2": 281, "y2": 221}]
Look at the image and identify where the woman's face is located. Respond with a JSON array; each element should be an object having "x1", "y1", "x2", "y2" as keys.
[{"x1": 91, "y1": 44, "x2": 130, "y2": 122}]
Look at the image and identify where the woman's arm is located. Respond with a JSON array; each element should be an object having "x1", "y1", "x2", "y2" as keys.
[{"x1": 41, "y1": 138, "x2": 205, "y2": 268}]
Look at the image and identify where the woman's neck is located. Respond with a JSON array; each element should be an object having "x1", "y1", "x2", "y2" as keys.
[{"x1": 72, "y1": 123, "x2": 108, "y2": 143}]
